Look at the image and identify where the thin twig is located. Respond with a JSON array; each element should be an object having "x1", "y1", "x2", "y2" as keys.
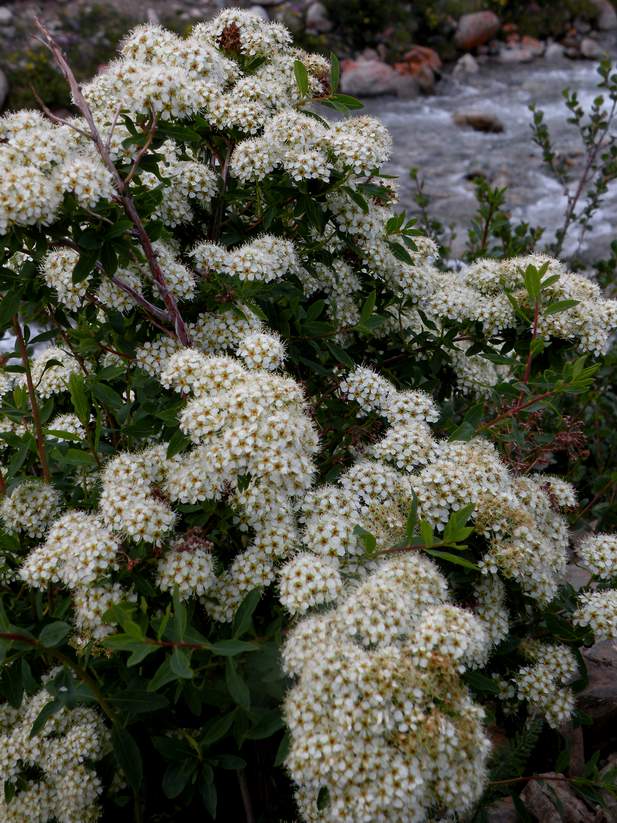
[
  {"x1": 124, "y1": 108, "x2": 158, "y2": 186},
  {"x1": 12, "y1": 316, "x2": 50, "y2": 482},
  {"x1": 34, "y1": 17, "x2": 192, "y2": 347},
  {"x1": 237, "y1": 770, "x2": 255, "y2": 823}
]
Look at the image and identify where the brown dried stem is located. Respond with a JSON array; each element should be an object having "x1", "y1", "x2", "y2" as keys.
[{"x1": 34, "y1": 17, "x2": 192, "y2": 346}]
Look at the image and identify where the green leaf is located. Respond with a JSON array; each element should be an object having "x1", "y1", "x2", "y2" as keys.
[
  {"x1": 209, "y1": 640, "x2": 259, "y2": 657},
  {"x1": 111, "y1": 725, "x2": 143, "y2": 790},
  {"x1": 163, "y1": 759, "x2": 197, "y2": 799},
  {"x1": 200, "y1": 779, "x2": 217, "y2": 818},
  {"x1": 544, "y1": 299, "x2": 579, "y2": 316},
  {"x1": 167, "y1": 430, "x2": 192, "y2": 459},
  {"x1": 30, "y1": 698, "x2": 61, "y2": 737},
  {"x1": 38, "y1": 621, "x2": 70, "y2": 648},
  {"x1": 72, "y1": 249, "x2": 98, "y2": 284},
  {"x1": 148, "y1": 657, "x2": 179, "y2": 692},
  {"x1": 201, "y1": 710, "x2": 237, "y2": 747},
  {"x1": 274, "y1": 730, "x2": 290, "y2": 767},
  {"x1": 225, "y1": 658, "x2": 250, "y2": 710},
  {"x1": 464, "y1": 671, "x2": 500, "y2": 694},
  {"x1": 360, "y1": 291, "x2": 376, "y2": 324},
  {"x1": 419, "y1": 521, "x2": 434, "y2": 548},
  {"x1": 425, "y1": 549, "x2": 478, "y2": 570},
  {"x1": 170, "y1": 648, "x2": 193, "y2": 680},
  {"x1": 329, "y1": 52, "x2": 340, "y2": 92},
  {"x1": 232, "y1": 588, "x2": 261, "y2": 639},
  {"x1": 353, "y1": 524, "x2": 377, "y2": 556},
  {"x1": 406, "y1": 492, "x2": 418, "y2": 544},
  {"x1": 0, "y1": 289, "x2": 21, "y2": 326},
  {"x1": 108, "y1": 690, "x2": 169, "y2": 714},
  {"x1": 245, "y1": 709, "x2": 284, "y2": 740},
  {"x1": 293, "y1": 60, "x2": 310, "y2": 97}
]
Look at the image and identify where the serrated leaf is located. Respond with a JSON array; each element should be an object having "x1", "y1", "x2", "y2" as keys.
[
  {"x1": 170, "y1": 648, "x2": 193, "y2": 679},
  {"x1": 209, "y1": 640, "x2": 259, "y2": 656},
  {"x1": 425, "y1": 549, "x2": 478, "y2": 570}
]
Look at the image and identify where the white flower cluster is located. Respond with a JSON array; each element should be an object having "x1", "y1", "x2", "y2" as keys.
[
  {"x1": 0, "y1": 678, "x2": 108, "y2": 822},
  {"x1": 192, "y1": 234, "x2": 299, "y2": 283},
  {"x1": 574, "y1": 589, "x2": 617, "y2": 640},
  {"x1": 282, "y1": 556, "x2": 491, "y2": 822},
  {"x1": 47, "y1": 413, "x2": 86, "y2": 441},
  {"x1": 0, "y1": 481, "x2": 62, "y2": 539},
  {"x1": 0, "y1": 110, "x2": 113, "y2": 236},
  {"x1": 578, "y1": 533, "x2": 617, "y2": 579},
  {"x1": 512, "y1": 642, "x2": 579, "y2": 729},
  {"x1": 15, "y1": 347, "x2": 81, "y2": 399}
]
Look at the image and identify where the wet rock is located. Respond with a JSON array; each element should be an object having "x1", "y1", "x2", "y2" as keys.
[
  {"x1": 520, "y1": 773, "x2": 594, "y2": 821},
  {"x1": 453, "y1": 110, "x2": 505, "y2": 133},
  {"x1": 0, "y1": 69, "x2": 7, "y2": 110},
  {"x1": 392, "y1": 74, "x2": 421, "y2": 99},
  {"x1": 590, "y1": 0, "x2": 617, "y2": 31},
  {"x1": 453, "y1": 53, "x2": 480, "y2": 76},
  {"x1": 397, "y1": 45, "x2": 442, "y2": 73},
  {"x1": 580, "y1": 37, "x2": 605, "y2": 59},
  {"x1": 305, "y1": 1, "x2": 332, "y2": 33},
  {"x1": 340, "y1": 59, "x2": 401, "y2": 97},
  {"x1": 498, "y1": 45, "x2": 535, "y2": 63},
  {"x1": 485, "y1": 797, "x2": 517, "y2": 823},
  {"x1": 454, "y1": 11, "x2": 500, "y2": 51},
  {"x1": 520, "y1": 35, "x2": 545, "y2": 57},
  {"x1": 545, "y1": 41, "x2": 566, "y2": 61},
  {"x1": 0, "y1": 6, "x2": 12, "y2": 26}
]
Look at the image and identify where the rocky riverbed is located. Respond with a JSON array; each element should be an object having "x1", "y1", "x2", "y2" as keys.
[{"x1": 361, "y1": 45, "x2": 617, "y2": 262}]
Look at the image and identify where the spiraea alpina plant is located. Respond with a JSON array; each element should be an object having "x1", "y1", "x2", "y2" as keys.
[{"x1": 1, "y1": 10, "x2": 617, "y2": 822}]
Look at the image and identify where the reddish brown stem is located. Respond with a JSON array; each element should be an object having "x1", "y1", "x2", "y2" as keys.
[{"x1": 12, "y1": 316, "x2": 50, "y2": 482}]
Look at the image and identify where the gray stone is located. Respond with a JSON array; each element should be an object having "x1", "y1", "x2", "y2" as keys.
[
  {"x1": 0, "y1": 69, "x2": 7, "y2": 110},
  {"x1": 305, "y1": 1, "x2": 332, "y2": 33},
  {"x1": 248, "y1": 5, "x2": 270, "y2": 20},
  {"x1": 453, "y1": 110, "x2": 505, "y2": 133},
  {"x1": 498, "y1": 46, "x2": 534, "y2": 64},
  {"x1": 590, "y1": 0, "x2": 617, "y2": 31},
  {"x1": 580, "y1": 37, "x2": 605, "y2": 59},
  {"x1": 392, "y1": 74, "x2": 420, "y2": 99},
  {"x1": 579, "y1": 640, "x2": 617, "y2": 722},
  {"x1": 545, "y1": 42, "x2": 566, "y2": 61},
  {"x1": 0, "y1": 6, "x2": 12, "y2": 26},
  {"x1": 453, "y1": 53, "x2": 480, "y2": 77},
  {"x1": 520, "y1": 773, "x2": 594, "y2": 821}
]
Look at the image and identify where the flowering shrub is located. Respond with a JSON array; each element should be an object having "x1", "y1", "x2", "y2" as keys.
[{"x1": 1, "y1": 10, "x2": 617, "y2": 821}]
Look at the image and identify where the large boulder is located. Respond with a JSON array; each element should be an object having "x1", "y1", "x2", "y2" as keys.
[
  {"x1": 305, "y1": 1, "x2": 332, "y2": 33},
  {"x1": 590, "y1": 0, "x2": 617, "y2": 31},
  {"x1": 341, "y1": 58, "x2": 417, "y2": 97},
  {"x1": 455, "y1": 11, "x2": 500, "y2": 50},
  {"x1": 520, "y1": 774, "x2": 594, "y2": 822}
]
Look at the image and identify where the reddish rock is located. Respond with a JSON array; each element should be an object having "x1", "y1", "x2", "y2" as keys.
[
  {"x1": 521, "y1": 35, "x2": 545, "y2": 57},
  {"x1": 400, "y1": 45, "x2": 442, "y2": 73},
  {"x1": 340, "y1": 59, "x2": 402, "y2": 97},
  {"x1": 454, "y1": 11, "x2": 500, "y2": 51}
]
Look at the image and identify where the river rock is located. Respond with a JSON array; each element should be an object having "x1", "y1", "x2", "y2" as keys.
[
  {"x1": 545, "y1": 41, "x2": 566, "y2": 61},
  {"x1": 520, "y1": 35, "x2": 545, "y2": 57},
  {"x1": 520, "y1": 773, "x2": 594, "y2": 821},
  {"x1": 248, "y1": 5, "x2": 270, "y2": 20},
  {"x1": 590, "y1": 0, "x2": 617, "y2": 30},
  {"x1": 0, "y1": 68, "x2": 7, "y2": 110},
  {"x1": 580, "y1": 37, "x2": 605, "y2": 59},
  {"x1": 453, "y1": 110, "x2": 504, "y2": 133},
  {"x1": 498, "y1": 45, "x2": 535, "y2": 63},
  {"x1": 453, "y1": 53, "x2": 479, "y2": 76},
  {"x1": 454, "y1": 11, "x2": 500, "y2": 50},
  {"x1": 0, "y1": 6, "x2": 12, "y2": 26},
  {"x1": 305, "y1": 1, "x2": 332, "y2": 33},
  {"x1": 341, "y1": 59, "x2": 401, "y2": 97}
]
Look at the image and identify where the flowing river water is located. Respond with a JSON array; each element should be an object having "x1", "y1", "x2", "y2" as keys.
[{"x1": 361, "y1": 54, "x2": 617, "y2": 262}]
